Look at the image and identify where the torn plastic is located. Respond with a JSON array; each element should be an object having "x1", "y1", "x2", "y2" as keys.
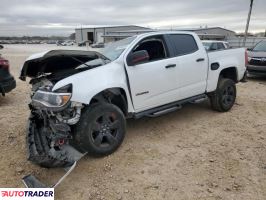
[
  {"x1": 23, "y1": 160, "x2": 85, "y2": 188},
  {"x1": 23, "y1": 113, "x2": 87, "y2": 188}
]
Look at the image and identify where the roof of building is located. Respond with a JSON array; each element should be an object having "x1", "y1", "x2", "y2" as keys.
[
  {"x1": 75, "y1": 25, "x2": 150, "y2": 30},
  {"x1": 173, "y1": 27, "x2": 236, "y2": 34}
]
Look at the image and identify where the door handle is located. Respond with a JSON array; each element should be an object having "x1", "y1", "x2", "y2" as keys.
[
  {"x1": 196, "y1": 58, "x2": 205, "y2": 62},
  {"x1": 165, "y1": 64, "x2": 176, "y2": 69}
]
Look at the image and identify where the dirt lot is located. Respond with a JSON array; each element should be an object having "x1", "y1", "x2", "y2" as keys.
[{"x1": 0, "y1": 44, "x2": 266, "y2": 200}]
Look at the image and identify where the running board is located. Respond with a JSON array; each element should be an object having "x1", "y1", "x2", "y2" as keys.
[
  {"x1": 189, "y1": 96, "x2": 208, "y2": 104},
  {"x1": 146, "y1": 105, "x2": 182, "y2": 118},
  {"x1": 23, "y1": 161, "x2": 78, "y2": 188},
  {"x1": 134, "y1": 94, "x2": 207, "y2": 119}
]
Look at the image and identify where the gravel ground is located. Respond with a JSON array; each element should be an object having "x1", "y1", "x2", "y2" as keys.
[{"x1": 0, "y1": 44, "x2": 266, "y2": 200}]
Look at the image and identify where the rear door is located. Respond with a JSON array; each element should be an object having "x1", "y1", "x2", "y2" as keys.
[
  {"x1": 165, "y1": 34, "x2": 208, "y2": 99},
  {"x1": 125, "y1": 35, "x2": 181, "y2": 111}
]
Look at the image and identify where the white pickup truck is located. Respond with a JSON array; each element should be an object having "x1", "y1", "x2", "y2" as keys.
[{"x1": 20, "y1": 31, "x2": 247, "y2": 168}]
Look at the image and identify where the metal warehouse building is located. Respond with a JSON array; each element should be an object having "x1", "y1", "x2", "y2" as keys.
[
  {"x1": 75, "y1": 25, "x2": 151, "y2": 44},
  {"x1": 175, "y1": 27, "x2": 236, "y2": 40},
  {"x1": 75, "y1": 25, "x2": 236, "y2": 44}
]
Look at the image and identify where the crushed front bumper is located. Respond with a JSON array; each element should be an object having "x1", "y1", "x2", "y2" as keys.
[{"x1": 27, "y1": 114, "x2": 84, "y2": 168}]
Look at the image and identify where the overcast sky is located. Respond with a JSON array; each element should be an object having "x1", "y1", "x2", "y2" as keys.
[{"x1": 0, "y1": 0, "x2": 265, "y2": 36}]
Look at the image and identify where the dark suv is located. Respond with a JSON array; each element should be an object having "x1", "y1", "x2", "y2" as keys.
[
  {"x1": 247, "y1": 41, "x2": 266, "y2": 76},
  {"x1": 0, "y1": 53, "x2": 16, "y2": 96}
]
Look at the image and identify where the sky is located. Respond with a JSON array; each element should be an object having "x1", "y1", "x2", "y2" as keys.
[{"x1": 0, "y1": 0, "x2": 265, "y2": 36}]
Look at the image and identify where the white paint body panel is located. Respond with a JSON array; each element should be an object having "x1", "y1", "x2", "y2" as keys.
[{"x1": 206, "y1": 48, "x2": 246, "y2": 92}]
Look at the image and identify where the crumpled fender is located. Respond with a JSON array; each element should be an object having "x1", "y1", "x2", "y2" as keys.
[{"x1": 52, "y1": 61, "x2": 134, "y2": 113}]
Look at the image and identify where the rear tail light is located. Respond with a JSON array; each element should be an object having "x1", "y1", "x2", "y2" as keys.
[
  {"x1": 0, "y1": 59, "x2": 10, "y2": 71},
  {"x1": 245, "y1": 50, "x2": 248, "y2": 67}
]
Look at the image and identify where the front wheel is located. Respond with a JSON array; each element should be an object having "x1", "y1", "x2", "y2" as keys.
[
  {"x1": 209, "y1": 78, "x2": 236, "y2": 112},
  {"x1": 73, "y1": 103, "x2": 126, "y2": 157}
]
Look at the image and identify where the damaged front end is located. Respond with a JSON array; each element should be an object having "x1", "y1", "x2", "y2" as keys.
[
  {"x1": 21, "y1": 50, "x2": 110, "y2": 187},
  {"x1": 21, "y1": 50, "x2": 108, "y2": 168},
  {"x1": 27, "y1": 81, "x2": 84, "y2": 168}
]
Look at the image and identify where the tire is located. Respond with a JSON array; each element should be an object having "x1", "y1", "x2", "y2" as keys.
[
  {"x1": 73, "y1": 103, "x2": 126, "y2": 157},
  {"x1": 209, "y1": 78, "x2": 236, "y2": 112}
]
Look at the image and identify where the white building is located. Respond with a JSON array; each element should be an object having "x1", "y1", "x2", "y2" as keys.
[{"x1": 75, "y1": 25, "x2": 151, "y2": 44}]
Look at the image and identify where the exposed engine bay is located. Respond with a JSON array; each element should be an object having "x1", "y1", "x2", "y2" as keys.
[{"x1": 28, "y1": 78, "x2": 83, "y2": 168}]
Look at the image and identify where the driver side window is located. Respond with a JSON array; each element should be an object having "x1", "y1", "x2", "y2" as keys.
[{"x1": 133, "y1": 36, "x2": 167, "y2": 62}]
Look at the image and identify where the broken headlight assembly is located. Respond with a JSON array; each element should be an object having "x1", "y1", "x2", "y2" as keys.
[{"x1": 32, "y1": 84, "x2": 72, "y2": 108}]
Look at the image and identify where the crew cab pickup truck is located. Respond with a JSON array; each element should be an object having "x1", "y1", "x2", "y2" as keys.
[{"x1": 20, "y1": 31, "x2": 247, "y2": 168}]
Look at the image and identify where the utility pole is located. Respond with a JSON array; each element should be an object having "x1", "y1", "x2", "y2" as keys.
[{"x1": 243, "y1": 0, "x2": 254, "y2": 47}]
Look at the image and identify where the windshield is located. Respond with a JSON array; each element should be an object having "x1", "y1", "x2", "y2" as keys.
[
  {"x1": 100, "y1": 36, "x2": 137, "y2": 61},
  {"x1": 202, "y1": 42, "x2": 212, "y2": 50},
  {"x1": 253, "y1": 41, "x2": 266, "y2": 52}
]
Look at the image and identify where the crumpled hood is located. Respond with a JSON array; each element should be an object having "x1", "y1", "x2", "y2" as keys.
[{"x1": 20, "y1": 50, "x2": 106, "y2": 80}]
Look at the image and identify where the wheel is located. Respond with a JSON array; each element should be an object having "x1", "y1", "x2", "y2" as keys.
[
  {"x1": 209, "y1": 78, "x2": 236, "y2": 112},
  {"x1": 73, "y1": 103, "x2": 126, "y2": 157}
]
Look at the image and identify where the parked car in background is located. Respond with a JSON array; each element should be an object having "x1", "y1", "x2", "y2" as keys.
[
  {"x1": 62, "y1": 41, "x2": 74, "y2": 46},
  {"x1": 78, "y1": 40, "x2": 92, "y2": 47},
  {"x1": 91, "y1": 42, "x2": 105, "y2": 48},
  {"x1": 0, "y1": 53, "x2": 16, "y2": 96},
  {"x1": 202, "y1": 40, "x2": 230, "y2": 51},
  {"x1": 247, "y1": 40, "x2": 266, "y2": 76},
  {"x1": 56, "y1": 40, "x2": 64, "y2": 46}
]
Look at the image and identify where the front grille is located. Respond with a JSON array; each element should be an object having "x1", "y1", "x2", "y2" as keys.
[{"x1": 249, "y1": 57, "x2": 266, "y2": 66}]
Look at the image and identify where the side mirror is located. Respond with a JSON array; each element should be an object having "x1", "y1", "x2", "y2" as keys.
[{"x1": 127, "y1": 50, "x2": 149, "y2": 66}]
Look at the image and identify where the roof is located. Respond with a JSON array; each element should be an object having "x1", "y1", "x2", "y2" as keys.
[
  {"x1": 201, "y1": 40, "x2": 228, "y2": 43},
  {"x1": 171, "y1": 27, "x2": 236, "y2": 34},
  {"x1": 75, "y1": 25, "x2": 150, "y2": 30}
]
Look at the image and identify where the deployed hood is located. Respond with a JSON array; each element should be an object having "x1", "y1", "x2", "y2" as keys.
[{"x1": 20, "y1": 50, "x2": 108, "y2": 81}]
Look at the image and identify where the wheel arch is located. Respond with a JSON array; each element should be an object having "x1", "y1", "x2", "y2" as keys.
[
  {"x1": 219, "y1": 67, "x2": 238, "y2": 83},
  {"x1": 89, "y1": 87, "x2": 128, "y2": 115}
]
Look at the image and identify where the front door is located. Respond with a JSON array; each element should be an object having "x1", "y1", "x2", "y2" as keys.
[{"x1": 125, "y1": 35, "x2": 180, "y2": 112}]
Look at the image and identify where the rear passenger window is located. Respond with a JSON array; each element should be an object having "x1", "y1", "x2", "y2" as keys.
[
  {"x1": 211, "y1": 43, "x2": 218, "y2": 50},
  {"x1": 217, "y1": 43, "x2": 225, "y2": 50},
  {"x1": 168, "y1": 34, "x2": 198, "y2": 56}
]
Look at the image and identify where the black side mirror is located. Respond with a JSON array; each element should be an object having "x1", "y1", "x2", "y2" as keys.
[{"x1": 127, "y1": 50, "x2": 149, "y2": 66}]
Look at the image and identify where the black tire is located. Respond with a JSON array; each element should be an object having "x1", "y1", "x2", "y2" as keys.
[
  {"x1": 209, "y1": 78, "x2": 236, "y2": 112},
  {"x1": 74, "y1": 103, "x2": 126, "y2": 157}
]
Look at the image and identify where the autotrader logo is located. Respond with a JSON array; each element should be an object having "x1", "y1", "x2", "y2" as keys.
[{"x1": 0, "y1": 188, "x2": 54, "y2": 200}]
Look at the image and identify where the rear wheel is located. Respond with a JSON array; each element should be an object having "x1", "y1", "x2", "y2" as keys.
[
  {"x1": 209, "y1": 78, "x2": 236, "y2": 112},
  {"x1": 74, "y1": 103, "x2": 126, "y2": 157}
]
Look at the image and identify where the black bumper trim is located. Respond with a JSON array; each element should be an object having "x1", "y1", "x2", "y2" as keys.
[
  {"x1": 247, "y1": 65, "x2": 266, "y2": 75},
  {"x1": 27, "y1": 115, "x2": 83, "y2": 168}
]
